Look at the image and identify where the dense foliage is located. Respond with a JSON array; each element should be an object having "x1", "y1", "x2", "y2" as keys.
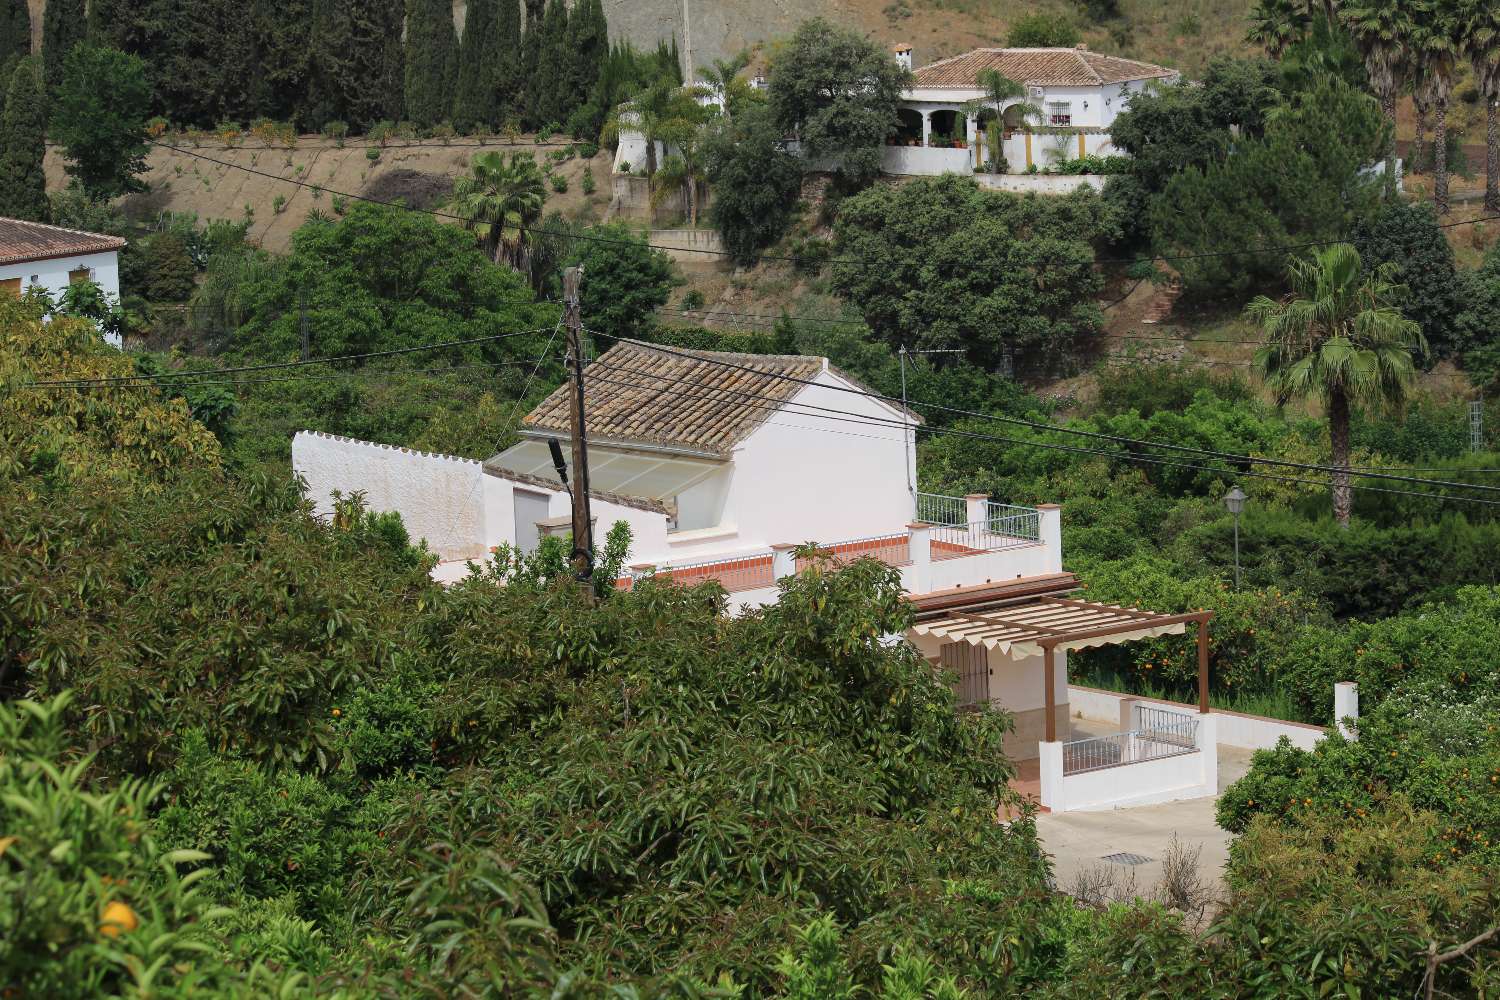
[
  {"x1": 830, "y1": 176, "x2": 1112, "y2": 370},
  {"x1": 706, "y1": 106, "x2": 807, "y2": 265},
  {"x1": 768, "y1": 18, "x2": 912, "y2": 187},
  {"x1": 49, "y1": 44, "x2": 151, "y2": 197}
]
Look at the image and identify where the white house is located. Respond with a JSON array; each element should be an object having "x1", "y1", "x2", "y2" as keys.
[
  {"x1": 886, "y1": 44, "x2": 1179, "y2": 180},
  {"x1": 611, "y1": 44, "x2": 1178, "y2": 191},
  {"x1": 0, "y1": 218, "x2": 126, "y2": 347},
  {"x1": 294, "y1": 340, "x2": 1226, "y2": 812}
]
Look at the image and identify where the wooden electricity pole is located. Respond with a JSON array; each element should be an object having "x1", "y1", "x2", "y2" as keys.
[{"x1": 562, "y1": 266, "x2": 595, "y2": 588}]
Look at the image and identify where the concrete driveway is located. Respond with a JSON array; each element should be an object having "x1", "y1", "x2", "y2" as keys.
[{"x1": 1034, "y1": 733, "x2": 1254, "y2": 899}]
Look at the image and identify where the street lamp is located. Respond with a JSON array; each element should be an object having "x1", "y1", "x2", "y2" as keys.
[{"x1": 1223, "y1": 486, "x2": 1247, "y2": 590}]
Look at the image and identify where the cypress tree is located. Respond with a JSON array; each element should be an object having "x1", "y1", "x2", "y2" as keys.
[
  {"x1": 252, "y1": 0, "x2": 315, "y2": 125},
  {"x1": 452, "y1": 0, "x2": 497, "y2": 132},
  {"x1": 0, "y1": 56, "x2": 49, "y2": 221},
  {"x1": 525, "y1": 0, "x2": 567, "y2": 129},
  {"x1": 565, "y1": 0, "x2": 607, "y2": 127},
  {"x1": 517, "y1": 4, "x2": 541, "y2": 129},
  {"x1": 1, "y1": 0, "x2": 29, "y2": 85},
  {"x1": 404, "y1": 0, "x2": 458, "y2": 128},
  {"x1": 310, "y1": 0, "x2": 404, "y2": 129},
  {"x1": 492, "y1": 0, "x2": 522, "y2": 127},
  {"x1": 42, "y1": 0, "x2": 86, "y2": 93}
]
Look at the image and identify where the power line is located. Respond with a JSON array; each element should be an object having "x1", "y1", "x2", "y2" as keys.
[
  {"x1": 579, "y1": 367, "x2": 1500, "y2": 509},
  {"x1": 26, "y1": 327, "x2": 558, "y2": 389},
  {"x1": 585, "y1": 333, "x2": 1500, "y2": 496},
  {"x1": 145, "y1": 139, "x2": 1500, "y2": 273}
]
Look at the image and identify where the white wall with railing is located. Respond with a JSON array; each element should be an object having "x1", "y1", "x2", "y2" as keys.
[
  {"x1": 1067, "y1": 685, "x2": 1327, "y2": 752},
  {"x1": 1038, "y1": 708, "x2": 1217, "y2": 812}
]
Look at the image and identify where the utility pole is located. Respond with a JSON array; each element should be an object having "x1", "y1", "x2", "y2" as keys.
[
  {"x1": 562, "y1": 266, "x2": 595, "y2": 590},
  {"x1": 681, "y1": 0, "x2": 694, "y2": 86}
]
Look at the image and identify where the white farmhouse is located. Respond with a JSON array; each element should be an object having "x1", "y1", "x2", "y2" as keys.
[
  {"x1": 295, "y1": 340, "x2": 1225, "y2": 812},
  {"x1": 0, "y1": 218, "x2": 127, "y2": 346},
  {"x1": 886, "y1": 44, "x2": 1178, "y2": 181}
]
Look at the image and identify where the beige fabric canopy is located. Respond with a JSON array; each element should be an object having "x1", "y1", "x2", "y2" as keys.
[
  {"x1": 912, "y1": 595, "x2": 1214, "y2": 742},
  {"x1": 912, "y1": 597, "x2": 1191, "y2": 662}
]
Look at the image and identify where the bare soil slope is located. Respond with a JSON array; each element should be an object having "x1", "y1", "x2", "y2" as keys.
[{"x1": 45, "y1": 138, "x2": 613, "y2": 253}]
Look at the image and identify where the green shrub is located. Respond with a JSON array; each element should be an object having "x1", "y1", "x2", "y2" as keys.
[
  {"x1": 322, "y1": 120, "x2": 348, "y2": 146},
  {"x1": 365, "y1": 147, "x2": 380, "y2": 161},
  {"x1": 1007, "y1": 12, "x2": 1079, "y2": 47},
  {"x1": 143, "y1": 231, "x2": 198, "y2": 301},
  {"x1": 581, "y1": 169, "x2": 596, "y2": 195},
  {"x1": 0, "y1": 694, "x2": 309, "y2": 996},
  {"x1": 550, "y1": 173, "x2": 568, "y2": 193}
]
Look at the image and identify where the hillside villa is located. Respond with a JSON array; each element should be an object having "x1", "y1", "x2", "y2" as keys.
[
  {"x1": 0, "y1": 217, "x2": 126, "y2": 346},
  {"x1": 293, "y1": 341, "x2": 1249, "y2": 813},
  {"x1": 611, "y1": 44, "x2": 1180, "y2": 189}
]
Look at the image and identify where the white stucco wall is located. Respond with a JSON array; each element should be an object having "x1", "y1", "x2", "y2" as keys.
[
  {"x1": 293, "y1": 431, "x2": 487, "y2": 560},
  {"x1": 881, "y1": 145, "x2": 974, "y2": 176},
  {"x1": 293, "y1": 430, "x2": 673, "y2": 575},
  {"x1": 718, "y1": 366, "x2": 916, "y2": 553},
  {"x1": 1068, "y1": 685, "x2": 1327, "y2": 752},
  {"x1": 1, "y1": 250, "x2": 123, "y2": 347},
  {"x1": 1040, "y1": 713, "x2": 1217, "y2": 812},
  {"x1": 975, "y1": 173, "x2": 1106, "y2": 194}
]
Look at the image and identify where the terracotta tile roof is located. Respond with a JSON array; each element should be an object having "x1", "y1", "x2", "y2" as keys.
[
  {"x1": 0, "y1": 217, "x2": 127, "y2": 265},
  {"x1": 524, "y1": 342, "x2": 834, "y2": 456},
  {"x1": 912, "y1": 48, "x2": 1176, "y2": 88}
]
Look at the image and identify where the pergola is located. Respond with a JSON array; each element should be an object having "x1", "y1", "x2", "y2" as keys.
[{"x1": 911, "y1": 596, "x2": 1213, "y2": 741}]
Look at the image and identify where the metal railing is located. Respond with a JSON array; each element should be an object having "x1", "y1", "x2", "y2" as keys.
[
  {"x1": 635, "y1": 550, "x2": 775, "y2": 594},
  {"x1": 931, "y1": 516, "x2": 1042, "y2": 560},
  {"x1": 986, "y1": 502, "x2": 1041, "y2": 542},
  {"x1": 1061, "y1": 715, "x2": 1200, "y2": 776},
  {"x1": 916, "y1": 491, "x2": 967, "y2": 526},
  {"x1": 796, "y1": 532, "x2": 909, "y2": 572}
]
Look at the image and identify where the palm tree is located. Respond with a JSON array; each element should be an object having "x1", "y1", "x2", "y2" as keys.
[
  {"x1": 1412, "y1": 0, "x2": 1464, "y2": 214},
  {"x1": 1461, "y1": 0, "x2": 1500, "y2": 211},
  {"x1": 962, "y1": 68, "x2": 1038, "y2": 173},
  {"x1": 1339, "y1": 0, "x2": 1414, "y2": 193},
  {"x1": 1248, "y1": 0, "x2": 1312, "y2": 57},
  {"x1": 1247, "y1": 244, "x2": 1427, "y2": 527},
  {"x1": 450, "y1": 151, "x2": 547, "y2": 281},
  {"x1": 651, "y1": 101, "x2": 717, "y2": 226},
  {"x1": 698, "y1": 49, "x2": 756, "y2": 120}
]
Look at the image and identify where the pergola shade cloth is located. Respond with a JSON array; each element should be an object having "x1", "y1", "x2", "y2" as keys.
[{"x1": 912, "y1": 597, "x2": 1193, "y2": 660}]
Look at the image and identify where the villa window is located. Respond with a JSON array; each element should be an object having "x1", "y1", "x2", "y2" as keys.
[
  {"x1": 1047, "y1": 101, "x2": 1073, "y2": 127},
  {"x1": 69, "y1": 267, "x2": 93, "y2": 284},
  {"x1": 1, "y1": 277, "x2": 19, "y2": 299}
]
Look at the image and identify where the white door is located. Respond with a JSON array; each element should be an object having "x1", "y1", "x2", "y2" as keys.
[{"x1": 513, "y1": 489, "x2": 550, "y2": 555}]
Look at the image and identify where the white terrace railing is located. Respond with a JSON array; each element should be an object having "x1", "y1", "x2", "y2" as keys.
[
  {"x1": 916, "y1": 491, "x2": 968, "y2": 526},
  {"x1": 1060, "y1": 710, "x2": 1199, "y2": 776}
]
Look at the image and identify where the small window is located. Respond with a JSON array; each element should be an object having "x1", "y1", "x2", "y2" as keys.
[
  {"x1": 1047, "y1": 101, "x2": 1072, "y2": 127},
  {"x1": 68, "y1": 267, "x2": 93, "y2": 285},
  {"x1": 1, "y1": 277, "x2": 20, "y2": 299}
]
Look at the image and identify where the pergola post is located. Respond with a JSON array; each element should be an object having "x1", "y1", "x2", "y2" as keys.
[
  {"x1": 1196, "y1": 616, "x2": 1210, "y2": 714},
  {"x1": 1043, "y1": 644, "x2": 1057, "y2": 742}
]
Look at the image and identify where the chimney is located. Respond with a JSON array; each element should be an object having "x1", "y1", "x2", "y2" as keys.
[{"x1": 894, "y1": 43, "x2": 913, "y2": 71}]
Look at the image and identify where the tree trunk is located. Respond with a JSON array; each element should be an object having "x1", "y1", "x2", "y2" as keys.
[
  {"x1": 688, "y1": 177, "x2": 698, "y2": 227},
  {"x1": 1329, "y1": 388, "x2": 1353, "y2": 528},
  {"x1": 1434, "y1": 100, "x2": 1450, "y2": 215},
  {"x1": 1487, "y1": 99, "x2": 1499, "y2": 213},
  {"x1": 1414, "y1": 98, "x2": 1430, "y2": 174},
  {"x1": 1381, "y1": 92, "x2": 1398, "y2": 197}
]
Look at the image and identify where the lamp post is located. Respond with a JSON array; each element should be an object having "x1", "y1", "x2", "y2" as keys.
[{"x1": 1223, "y1": 486, "x2": 1247, "y2": 590}]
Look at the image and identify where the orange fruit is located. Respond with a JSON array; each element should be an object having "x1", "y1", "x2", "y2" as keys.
[{"x1": 99, "y1": 900, "x2": 138, "y2": 938}]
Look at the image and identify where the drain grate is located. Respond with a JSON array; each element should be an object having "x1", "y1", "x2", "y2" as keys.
[{"x1": 1100, "y1": 852, "x2": 1153, "y2": 866}]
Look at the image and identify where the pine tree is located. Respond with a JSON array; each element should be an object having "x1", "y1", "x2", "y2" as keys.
[
  {"x1": 0, "y1": 56, "x2": 48, "y2": 221},
  {"x1": 453, "y1": 0, "x2": 498, "y2": 131},
  {"x1": 42, "y1": 0, "x2": 86, "y2": 93},
  {"x1": 564, "y1": 0, "x2": 607, "y2": 130},
  {"x1": 404, "y1": 0, "x2": 458, "y2": 128},
  {"x1": 525, "y1": 0, "x2": 568, "y2": 129},
  {"x1": 492, "y1": 0, "x2": 522, "y2": 127}
]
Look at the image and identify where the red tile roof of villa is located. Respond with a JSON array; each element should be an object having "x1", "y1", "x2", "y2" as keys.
[
  {"x1": 0, "y1": 218, "x2": 127, "y2": 266},
  {"x1": 912, "y1": 47, "x2": 1177, "y2": 88}
]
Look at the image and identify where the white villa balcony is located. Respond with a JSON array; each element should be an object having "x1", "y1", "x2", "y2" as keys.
[{"x1": 622, "y1": 494, "x2": 1060, "y2": 614}]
